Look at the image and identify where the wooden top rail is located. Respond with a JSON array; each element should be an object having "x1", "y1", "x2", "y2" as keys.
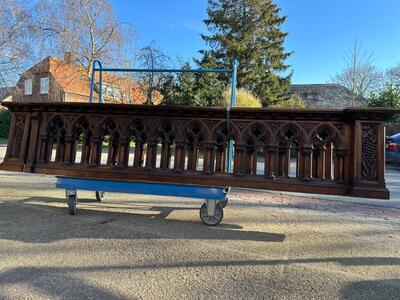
[{"x1": 1, "y1": 101, "x2": 399, "y2": 199}]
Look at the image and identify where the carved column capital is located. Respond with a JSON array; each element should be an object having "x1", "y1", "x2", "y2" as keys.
[
  {"x1": 64, "y1": 136, "x2": 74, "y2": 144},
  {"x1": 90, "y1": 136, "x2": 101, "y2": 144},
  {"x1": 118, "y1": 137, "x2": 129, "y2": 146},
  {"x1": 267, "y1": 145, "x2": 279, "y2": 154},
  {"x1": 301, "y1": 146, "x2": 313, "y2": 156}
]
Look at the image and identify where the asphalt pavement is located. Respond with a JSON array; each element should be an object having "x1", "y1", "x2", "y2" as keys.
[{"x1": 0, "y1": 142, "x2": 399, "y2": 299}]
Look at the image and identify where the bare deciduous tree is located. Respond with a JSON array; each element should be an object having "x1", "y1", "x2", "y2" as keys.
[
  {"x1": 0, "y1": 0, "x2": 33, "y2": 87},
  {"x1": 135, "y1": 43, "x2": 173, "y2": 105},
  {"x1": 331, "y1": 41, "x2": 383, "y2": 105},
  {"x1": 35, "y1": 0, "x2": 136, "y2": 77},
  {"x1": 386, "y1": 64, "x2": 400, "y2": 84}
]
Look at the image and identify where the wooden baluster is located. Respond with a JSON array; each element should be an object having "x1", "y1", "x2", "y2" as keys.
[
  {"x1": 174, "y1": 141, "x2": 185, "y2": 172},
  {"x1": 117, "y1": 137, "x2": 129, "y2": 168},
  {"x1": 284, "y1": 148, "x2": 290, "y2": 177},
  {"x1": 301, "y1": 145, "x2": 313, "y2": 181},
  {"x1": 277, "y1": 147, "x2": 287, "y2": 177},
  {"x1": 133, "y1": 138, "x2": 144, "y2": 168},
  {"x1": 334, "y1": 148, "x2": 347, "y2": 183},
  {"x1": 82, "y1": 137, "x2": 91, "y2": 164},
  {"x1": 233, "y1": 144, "x2": 245, "y2": 176},
  {"x1": 38, "y1": 135, "x2": 47, "y2": 163},
  {"x1": 251, "y1": 149, "x2": 258, "y2": 175},
  {"x1": 312, "y1": 148, "x2": 318, "y2": 178},
  {"x1": 324, "y1": 143, "x2": 332, "y2": 180},
  {"x1": 160, "y1": 140, "x2": 170, "y2": 169},
  {"x1": 79, "y1": 137, "x2": 85, "y2": 164},
  {"x1": 145, "y1": 139, "x2": 157, "y2": 170},
  {"x1": 47, "y1": 135, "x2": 55, "y2": 162},
  {"x1": 244, "y1": 148, "x2": 253, "y2": 175},
  {"x1": 187, "y1": 143, "x2": 198, "y2": 171},
  {"x1": 266, "y1": 145, "x2": 278, "y2": 179},
  {"x1": 317, "y1": 145, "x2": 326, "y2": 180},
  {"x1": 264, "y1": 145, "x2": 269, "y2": 177},
  {"x1": 215, "y1": 145, "x2": 225, "y2": 173},
  {"x1": 221, "y1": 146, "x2": 226, "y2": 172},
  {"x1": 59, "y1": 141, "x2": 66, "y2": 163},
  {"x1": 63, "y1": 136, "x2": 74, "y2": 164},
  {"x1": 71, "y1": 137, "x2": 77, "y2": 164},
  {"x1": 244, "y1": 149, "x2": 252, "y2": 174},
  {"x1": 54, "y1": 136, "x2": 63, "y2": 162},
  {"x1": 89, "y1": 136, "x2": 101, "y2": 166},
  {"x1": 106, "y1": 139, "x2": 113, "y2": 166},
  {"x1": 203, "y1": 143, "x2": 215, "y2": 174},
  {"x1": 297, "y1": 148, "x2": 303, "y2": 178}
]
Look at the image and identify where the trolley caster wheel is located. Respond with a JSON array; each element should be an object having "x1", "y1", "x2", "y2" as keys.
[
  {"x1": 95, "y1": 191, "x2": 107, "y2": 202},
  {"x1": 219, "y1": 198, "x2": 228, "y2": 208},
  {"x1": 67, "y1": 195, "x2": 77, "y2": 215},
  {"x1": 200, "y1": 203, "x2": 223, "y2": 226}
]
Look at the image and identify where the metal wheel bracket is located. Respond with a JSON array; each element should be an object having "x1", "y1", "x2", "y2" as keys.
[
  {"x1": 65, "y1": 189, "x2": 77, "y2": 199},
  {"x1": 66, "y1": 191, "x2": 77, "y2": 215},
  {"x1": 206, "y1": 199, "x2": 216, "y2": 216},
  {"x1": 219, "y1": 198, "x2": 228, "y2": 208},
  {"x1": 95, "y1": 191, "x2": 107, "y2": 202}
]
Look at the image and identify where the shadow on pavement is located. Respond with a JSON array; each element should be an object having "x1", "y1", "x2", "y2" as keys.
[
  {"x1": 0, "y1": 196, "x2": 286, "y2": 243},
  {"x1": 341, "y1": 279, "x2": 400, "y2": 299},
  {"x1": 0, "y1": 266, "x2": 127, "y2": 300},
  {"x1": 0, "y1": 261, "x2": 399, "y2": 299}
]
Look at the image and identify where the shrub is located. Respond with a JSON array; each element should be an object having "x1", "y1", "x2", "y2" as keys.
[
  {"x1": 269, "y1": 93, "x2": 307, "y2": 108},
  {"x1": 223, "y1": 88, "x2": 262, "y2": 108},
  {"x1": 368, "y1": 83, "x2": 400, "y2": 135},
  {"x1": 0, "y1": 106, "x2": 11, "y2": 138}
]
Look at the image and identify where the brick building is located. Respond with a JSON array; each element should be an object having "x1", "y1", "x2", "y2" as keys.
[{"x1": 13, "y1": 53, "x2": 148, "y2": 104}]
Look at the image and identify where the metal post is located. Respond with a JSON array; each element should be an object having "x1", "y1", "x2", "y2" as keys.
[
  {"x1": 99, "y1": 67, "x2": 103, "y2": 104},
  {"x1": 227, "y1": 59, "x2": 238, "y2": 173},
  {"x1": 89, "y1": 60, "x2": 103, "y2": 104},
  {"x1": 89, "y1": 63, "x2": 96, "y2": 104}
]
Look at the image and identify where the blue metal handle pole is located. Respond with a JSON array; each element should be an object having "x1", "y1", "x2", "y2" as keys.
[
  {"x1": 89, "y1": 62, "x2": 96, "y2": 104},
  {"x1": 89, "y1": 60, "x2": 103, "y2": 104},
  {"x1": 94, "y1": 67, "x2": 232, "y2": 73},
  {"x1": 99, "y1": 66, "x2": 103, "y2": 104},
  {"x1": 227, "y1": 59, "x2": 238, "y2": 173}
]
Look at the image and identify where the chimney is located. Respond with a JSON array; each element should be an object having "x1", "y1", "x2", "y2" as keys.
[{"x1": 64, "y1": 51, "x2": 76, "y2": 64}]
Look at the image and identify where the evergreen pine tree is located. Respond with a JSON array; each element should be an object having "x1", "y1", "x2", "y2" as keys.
[
  {"x1": 202, "y1": 0, "x2": 292, "y2": 106},
  {"x1": 194, "y1": 52, "x2": 227, "y2": 106}
]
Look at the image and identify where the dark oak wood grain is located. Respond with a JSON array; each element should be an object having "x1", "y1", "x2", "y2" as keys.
[{"x1": 1, "y1": 101, "x2": 399, "y2": 199}]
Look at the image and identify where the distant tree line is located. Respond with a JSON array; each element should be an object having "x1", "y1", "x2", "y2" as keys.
[
  {"x1": 161, "y1": 0, "x2": 294, "y2": 108},
  {"x1": 1, "y1": 0, "x2": 135, "y2": 85},
  {"x1": 330, "y1": 41, "x2": 400, "y2": 134},
  {"x1": 0, "y1": 0, "x2": 295, "y2": 108}
]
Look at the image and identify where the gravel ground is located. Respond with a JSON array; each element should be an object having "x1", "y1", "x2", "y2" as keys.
[{"x1": 0, "y1": 142, "x2": 400, "y2": 299}]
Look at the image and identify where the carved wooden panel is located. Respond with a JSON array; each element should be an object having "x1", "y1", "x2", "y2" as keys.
[
  {"x1": 361, "y1": 124, "x2": 378, "y2": 182},
  {"x1": 9, "y1": 115, "x2": 26, "y2": 158},
  {"x1": 0, "y1": 102, "x2": 397, "y2": 199}
]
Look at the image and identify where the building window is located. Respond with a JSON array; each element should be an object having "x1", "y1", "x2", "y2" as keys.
[
  {"x1": 24, "y1": 79, "x2": 32, "y2": 95},
  {"x1": 40, "y1": 77, "x2": 49, "y2": 94},
  {"x1": 102, "y1": 83, "x2": 122, "y2": 99}
]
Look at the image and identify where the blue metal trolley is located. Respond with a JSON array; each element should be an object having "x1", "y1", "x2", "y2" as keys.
[
  {"x1": 56, "y1": 177, "x2": 230, "y2": 226},
  {"x1": 56, "y1": 59, "x2": 238, "y2": 226}
]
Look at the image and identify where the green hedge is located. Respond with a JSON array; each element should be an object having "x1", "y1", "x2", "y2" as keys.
[{"x1": 0, "y1": 106, "x2": 11, "y2": 138}]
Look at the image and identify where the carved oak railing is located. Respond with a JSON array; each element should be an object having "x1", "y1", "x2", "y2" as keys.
[{"x1": 1, "y1": 102, "x2": 397, "y2": 199}]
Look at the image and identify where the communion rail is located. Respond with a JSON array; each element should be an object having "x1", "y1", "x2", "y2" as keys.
[{"x1": 1, "y1": 102, "x2": 397, "y2": 199}]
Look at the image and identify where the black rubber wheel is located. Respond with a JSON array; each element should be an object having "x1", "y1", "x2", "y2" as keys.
[
  {"x1": 67, "y1": 195, "x2": 77, "y2": 215},
  {"x1": 219, "y1": 198, "x2": 228, "y2": 208},
  {"x1": 95, "y1": 191, "x2": 107, "y2": 202},
  {"x1": 199, "y1": 203, "x2": 223, "y2": 226}
]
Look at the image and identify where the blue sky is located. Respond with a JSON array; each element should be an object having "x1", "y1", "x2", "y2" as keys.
[{"x1": 111, "y1": 0, "x2": 400, "y2": 84}]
